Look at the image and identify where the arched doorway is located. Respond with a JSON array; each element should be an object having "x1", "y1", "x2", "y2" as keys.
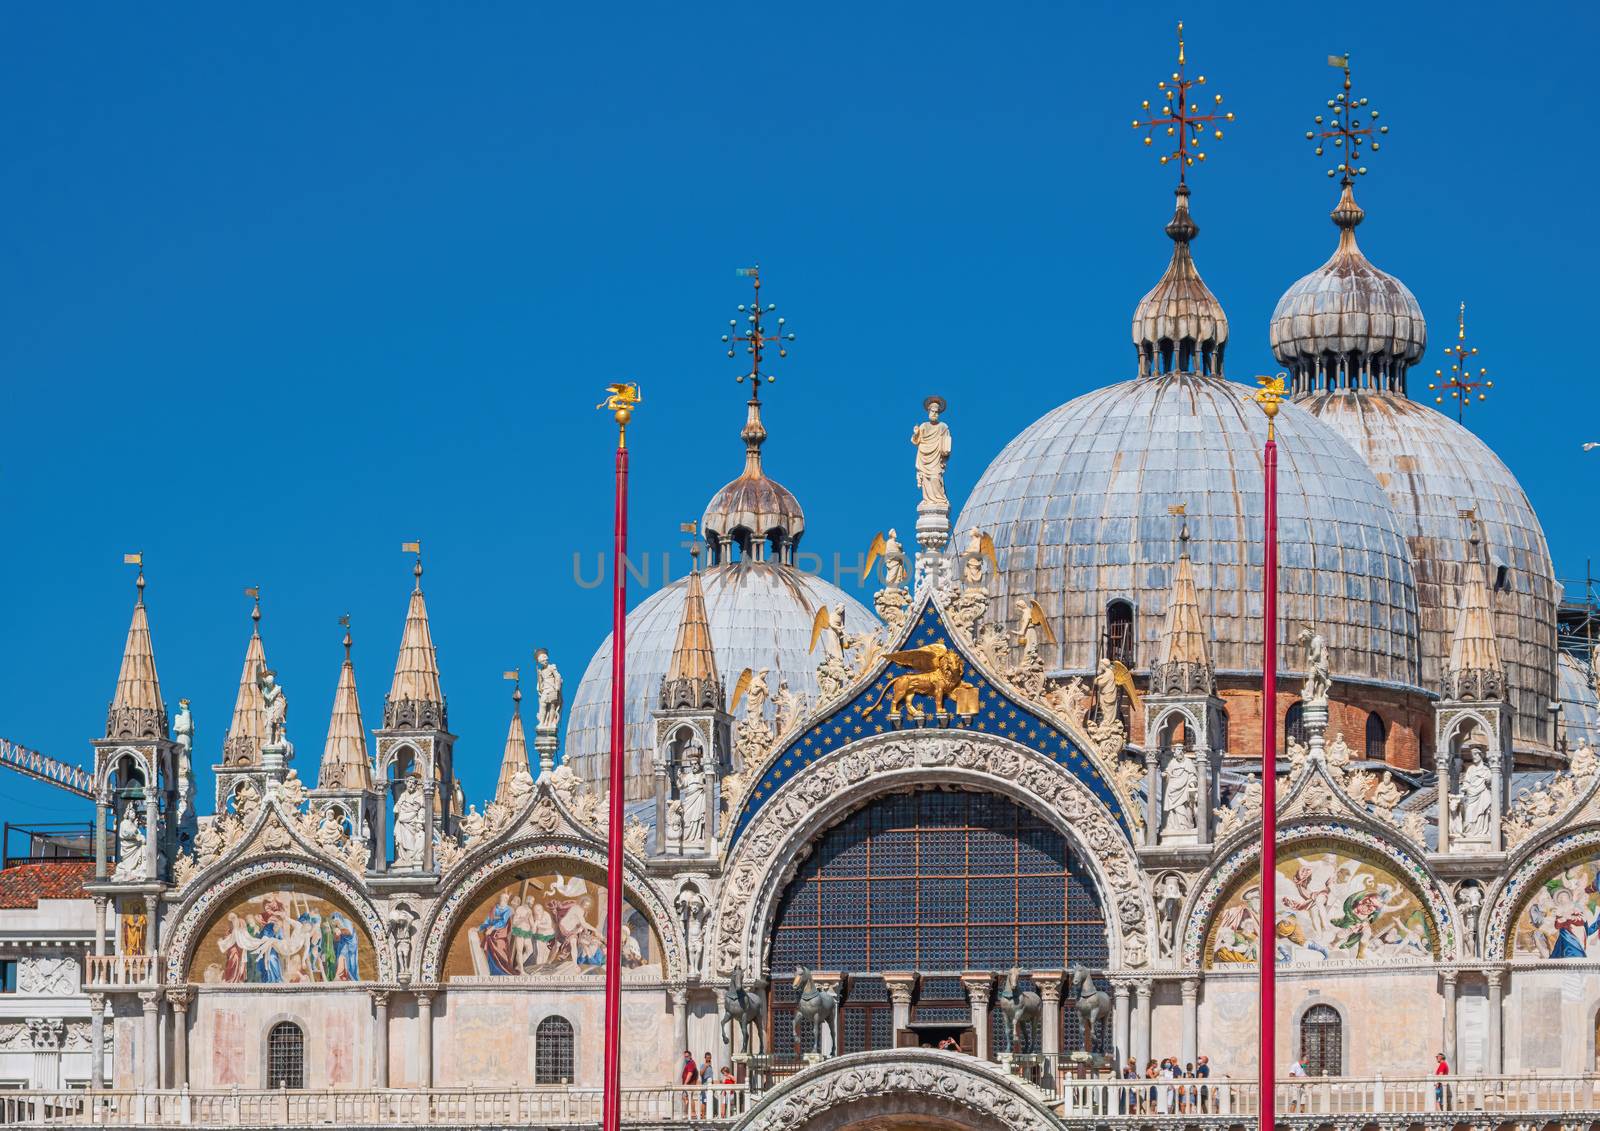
[
  {"x1": 1299, "y1": 1004, "x2": 1341, "y2": 1076},
  {"x1": 767, "y1": 789, "x2": 1109, "y2": 1058}
]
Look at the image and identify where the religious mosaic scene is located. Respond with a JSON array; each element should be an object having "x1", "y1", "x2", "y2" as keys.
[{"x1": 2, "y1": 12, "x2": 1598, "y2": 1131}]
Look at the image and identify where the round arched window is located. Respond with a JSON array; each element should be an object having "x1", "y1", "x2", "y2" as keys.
[
  {"x1": 535, "y1": 1016, "x2": 575, "y2": 1085},
  {"x1": 266, "y1": 1021, "x2": 304, "y2": 1089},
  {"x1": 1299, "y1": 1004, "x2": 1341, "y2": 1076}
]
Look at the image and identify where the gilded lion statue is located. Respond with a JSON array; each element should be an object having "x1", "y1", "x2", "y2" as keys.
[{"x1": 865, "y1": 644, "x2": 967, "y2": 718}]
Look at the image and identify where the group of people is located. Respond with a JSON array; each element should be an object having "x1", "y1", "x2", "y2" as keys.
[
  {"x1": 678, "y1": 1051, "x2": 739, "y2": 1119},
  {"x1": 1119, "y1": 1056, "x2": 1212, "y2": 1114}
]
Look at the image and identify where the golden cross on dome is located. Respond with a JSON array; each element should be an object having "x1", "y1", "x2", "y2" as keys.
[
  {"x1": 1428, "y1": 302, "x2": 1493, "y2": 422},
  {"x1": 722, "y1": 265, "x2": 795, "y2": 396},
  {"x1": 1308, "y1": 54, "x2": 1389, "y2": 183},
  {"x1": 1131, "y1": 21, "x2": 1234, "y2": 183}
]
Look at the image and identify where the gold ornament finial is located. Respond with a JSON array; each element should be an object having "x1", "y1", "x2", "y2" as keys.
[
  {"x1": 1426, "y1": 302, "x2": 1492, "y2": 422},
  {"x1": 1131, "y1": 21, "x2": 1234, "y2": 184},
  {"x1": 1255, "y1": 373, "x2": 1287, "y2": 438},
  {"x1": 597, "y1": 382, "x2": 643, "y2": 448},
  {"x1": 1307, "y1": 54, "x2": 1388, "y2": 184}
]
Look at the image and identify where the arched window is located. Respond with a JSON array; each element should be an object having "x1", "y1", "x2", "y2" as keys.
[
  {"x1": 1299, "y1": 1004, "x2": 1342, "y2": 1076},
  {"x1": 1284, "y1": 703, "x2": 1307, "y2": 753},
  {"x1": 266, "y1": 1022, "x2": 305, "y2": 1089},
  {"x1": 535, "y1": 1016, "x2": 575, "y2": 1085},
  {"x1": 1105, "y1": 601, "x2": 1136, "y2": 666},
  {"x1": 768, "y1": 790, "x2": 1109, "y2": 1057},
  {"x1": 1365, "y1": 713, "x2": 1387, "y2": 763}
]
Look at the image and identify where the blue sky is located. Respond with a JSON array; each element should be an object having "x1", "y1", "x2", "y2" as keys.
[{"x1": 1, "y1": 2, "x2": 1593, "y2": 825}]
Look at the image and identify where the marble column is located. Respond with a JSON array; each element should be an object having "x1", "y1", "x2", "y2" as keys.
[
  {"x1": 1180, "y1": 979, "x2": 1198, "y2": 1066},
  {"x1": 1441, "y1": 972, "x2": 1458, "y2": 1068},
  {"x1": 374, "y1": 782, "x2": 389, "y2": 874},
  {"x1": 1132, "y1": 982, "x2": 1151, "y2": 1068},
  {"x1": 1112, "y1": 983, "x2": 1131, "y2": 1066},
  {"x1": 671, "y1": 987, "x2": 690, "y2": 1057},
  {"x1": 1144, "y1": 750, "x2": 1160, "y2": 846},
  {"x1": 138, "y1": 990, "x2": 161, "y2": 1090},
  {"x1": 372, "y1": 991, "x2": 390, "y2": 1088},
  {"x1": 1035, "y1": 972, "x2": 1063, "y2": 1065},
  {"x1": 421, "y1": 785, "x2": 436, "y2": 873},
  {"x1": 94, "y1": 800, "x2": 108, "y2": 880},
  {"x1": 963, "y1": 973, "x2": 993, "y2": 1061},
  {"x1": 417, "y1": 992, "x2": 434, "y2": 1087},
  {"x1": 653, "y1": 763, "x2": 669, "y2": 857},
  {"x1": 1485, "y1": 970, "x2": 1503, "y2": 1075},
  {"x1": 144, "y1": 789, "x2": 159, "y2": 880},
  {"x1": 703, "y1": 765, "x2": 718, "y2": 854},
  {"x1": 92, "y1": 897, "x2": 108, "y2": 959},
  {"x1": 1488, "y1": 753, "x2": 1506, "y2": 853},
  {"x1": 88, "y1": 994, "x2": 105, "y2": 1090},
  {"x1": 883, "y1": 973, "x2": 916, "y2": 1038},
  {"x1": 168, "y1": 989, "x2": 189, "y2": 1089}
]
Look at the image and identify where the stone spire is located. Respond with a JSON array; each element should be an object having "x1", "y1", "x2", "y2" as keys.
[
  {"x1": 1444, "y1": 524, "x2": 1504, "y2": 701},
  {"x1": 496, "y1": 680, "x2": 531, "y2": 802},
  {"x1": 659, "y1": 551, "x2": 722, "y2": 711},
  {"x1": 222, "y1": 596, "x2": 267, "y2": 766},
  {"x1": 385, "y1": 555, "x2": 447, "y2": 730},
  {"x1": 319, "y1": 622, "x2": 371, "y2": 791},
  {"x1": 105, "y1": 565, "x2": 168, "y2": 741},
  {"x1": 1150, "y1": 523, "x2": 1214, "y2": 695}
]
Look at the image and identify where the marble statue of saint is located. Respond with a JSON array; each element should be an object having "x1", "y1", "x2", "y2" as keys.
[
  {"x1": 460, "y1": 804, "x2": 486, "y2": 845},
  {"x1": 173, "y1": 699, "x2": 194, "y2": 762},
  {"x1": 772, "y1": 681, "x2": 801, "y2": 737},
  {"x1": 1373, "y1": 771, "x2": 1403, "y2": 814},
  {"x1": 678, "y1": 745, "x2": 708, "y2": 848},
  {"x1": 1160, "y1": 747, "x2": 1198, "y2": 835},
  {"x1": 113, "y1": 802, "x2": 147, "y2": 881},
  {"x1": 1093, "y1": 659, "x2": 1120, "y2": 724},
  {"x1": 910, "y1": 396, "x2": 952, "y2": 507},
  {"x1": 1296, "y1": 628, "x2": 1331, "y2": 706},
  {"x1": 745, "y1": 668, "x2": 770, "y2": 719},
  {"x1": 536, "y1": 650, "x2": 563, "y2": 731},
  {"x1": 1450, "y1": 749, "x2": 1494, "y2": 841},
  {"x1": 675, "y1": 885, "x2": 708, "y2": 974},
  {"x1": 1456, "y1": 883, "x2": 1484, "y2": 957},
  {"x1": 1157, "y1": 874, "x2": 1184, "y2": 956},
  {"x1": 392, "y1": 775, "x2": 427, "y2": 868},
  {"x1": 316, "y1": 808, "x2": 346, "y2": 851},
  {"x1": 257, "y1": 668, "x2": 288, "y2": 748},
  {"x1": 881, "y1": 529, "x2": 908, "y2": 588},
  {"x1": 506, "y1": 764, "x2": 535, "y2": 809}
]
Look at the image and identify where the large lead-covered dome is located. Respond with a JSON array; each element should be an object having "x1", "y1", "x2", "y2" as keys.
[
  {"x1": 1276, "y1": 183, "x2": 1558, "y2": 751},
  {"x1": 955, "y1": 373, "x2": 1420, "y2": 683}
]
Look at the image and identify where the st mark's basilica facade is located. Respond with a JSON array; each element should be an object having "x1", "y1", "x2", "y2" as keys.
[{"x1": 4, "y1": 48, "x2": 1600, "y2": 1131}]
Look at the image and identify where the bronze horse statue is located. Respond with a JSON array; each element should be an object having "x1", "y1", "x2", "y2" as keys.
[
  {"x1": 721, "y1": 965, "x2": 767, "y2": 1056},
  {"x1": 995, "y1": 968, "x2": 1042, "y2": 1054}
]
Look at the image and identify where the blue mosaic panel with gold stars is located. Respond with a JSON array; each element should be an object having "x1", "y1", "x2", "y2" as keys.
[{"x1": 728, "y1": 601, "x2": 1132, "y2": 845}]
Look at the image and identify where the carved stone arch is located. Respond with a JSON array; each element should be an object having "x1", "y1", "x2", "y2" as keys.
[
  {"x1": 1147, "y1": 703, "x2": 1203, "y2": 748},
  {"x1": 731, "y1": 1048, "x2": 1056, "y2": 1131},
  {"x1": 417, "y1": 834, "x2": 684, "y2": 983},
  {"x1": 713, "y1": 730, "x2": 1153, "y2": 978},
  {"x1": 94, "y1": 746, "x2": 155, "y2": 801},
  {"x1": 1181, "y1": 820, "x2": 1457, "y2": 968},
  {"x1": 1483, "y1": 824, "x2": 1600, "y2": 962},
  {"x1": 163, "y1": 854, "x2": 394, "y2": 985}
]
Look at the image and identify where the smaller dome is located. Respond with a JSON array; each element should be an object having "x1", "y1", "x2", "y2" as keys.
[
  {"x1": 1559, "y1": 652, "x2": 1600, "y2": 751},
  {"x1": 702, "y1": 390, "x2": 805, "y2": 564},
  {"x1": 1270, "y1": 184, "x2": 1426, "y2": 395},
  {"x1": 1131, "y1": 184, "x2": 1229, "y2": 378}
]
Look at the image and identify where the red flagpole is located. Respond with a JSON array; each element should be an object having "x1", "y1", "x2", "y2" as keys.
[
  {"x1": 602, "y1": 387, "x2": 639, "y2": 1131},
  {"x1": 1257, "y1": 384, "x2": 1281, "y2": 1131}
]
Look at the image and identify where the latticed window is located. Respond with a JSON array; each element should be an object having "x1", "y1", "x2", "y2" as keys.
[
  {"x1": 1105, "y1": 601, "x2": 1136, "y2": 666},
  {"x1": 266, "y1": 1022, "x2": 304, "y2": 1089},
  {"x1": 768, "y1": 791, "x2": 1108, "y2": 1057},
  {"x1": 535, "y1": 1016, "x2": 574, "y2": 1085},
  {"x1": 1300, "y1": 1004, "x2": 1341, "y2": 1076},
  {"x1": 1365, "y1": 712, "x2": 1387, "y2": 762},
  {"x1": 1285, "y1": 702, "x2": 1307, "y2": 753}
]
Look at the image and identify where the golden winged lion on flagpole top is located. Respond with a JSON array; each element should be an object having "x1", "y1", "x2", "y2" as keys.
[{"x1": 864, "y1": 644, "x2": 973, "y2": 719}]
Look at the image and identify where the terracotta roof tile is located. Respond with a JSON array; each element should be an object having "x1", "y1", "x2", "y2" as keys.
[{"x1": 0, "y1": 861, "x2": 93, "y2": 909}]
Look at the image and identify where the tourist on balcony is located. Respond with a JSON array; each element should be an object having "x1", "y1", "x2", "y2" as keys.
[
  {"x1": 700, "y1": 1052, "x2": 715, "y2": 1116},
  {"x1": 679, "y1": 1049, "x2": 698, "y2": 1118},
  {"x1": 1434, "y1": 1052, "x2": 1451, "y2": 1110}
]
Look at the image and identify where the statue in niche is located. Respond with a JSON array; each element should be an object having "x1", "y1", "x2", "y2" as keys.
[
  {"x1": 1449, "y1": 748, "x2": 1494, "y2": 841},
  {"x1": 1456, "y1": 883, "x2": 1483, "y2": 957},
  {"x1": 392, "y1": 775, "x2": 428, "y2": 868},
  {"x1": 1160, "y1": 747, "x2": 1198, "y2": 835},
  {"x1": 678, "y1": 744, "x2": 707, "y2": 848},
  {"x1": 675, "y1": 884, "x2": 708, "y2": 975},
  {"x1": 112, "y1": 802, "x2": 147, "y2": 882},
  {"x1": 1156, "y1": 874, "x2": 1184, "y2": 956}
]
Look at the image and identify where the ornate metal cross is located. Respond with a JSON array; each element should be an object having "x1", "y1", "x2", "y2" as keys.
[
  {"x1": 1131, "y1": 21, "x2": 1234, "y2": 182},
  {"x1": 1308, "y1": 54, "x2": 1389, "y2": 183}
]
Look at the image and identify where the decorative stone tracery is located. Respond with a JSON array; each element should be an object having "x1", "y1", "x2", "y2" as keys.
[{"x1": 714, "y1": 730, "x2": 1152, "y2": 977}]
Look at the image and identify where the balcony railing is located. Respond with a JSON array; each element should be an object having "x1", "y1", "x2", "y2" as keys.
[
  {"x1": 0, "y1": 1075, "x2": 1594, "y2": 1128},
  {"x1": 0, "y1": 1084, "x2": 750, "y2": 1128},
  {"x1": 83, "y1": 954, "x2": 155, "y2": 988}
]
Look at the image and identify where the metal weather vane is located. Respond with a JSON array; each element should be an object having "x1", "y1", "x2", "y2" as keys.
[
  {"x1": 1429, "y1": 302, "x2": 1493, "y2": 421},
  {"x1": 1131, "y1": 21, "x2": 1235, "y2": 182},
  {"x1": 722, "y1": 265, "x2": 795, "y2": 392},
  {"x1": 1308, "y1": 54, "x2": 1389, "y2": 183}
]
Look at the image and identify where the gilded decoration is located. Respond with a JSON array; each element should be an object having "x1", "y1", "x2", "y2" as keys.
[
  {"x1": 442, "y1": 866, "x2": 662, "y2": 979},
  {"x1": 181, "y1": 875, "x2": 377, "y2": 985},
  {"x1": 1186, "y1": 825, "x2": 1453, "y2": 969},
  {"x1": 714, "y1": 729, "x2": 1150, "y2": 977},
  {"x1": 731, "y1": 598, "x2": 1128, "y2": 844}
]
